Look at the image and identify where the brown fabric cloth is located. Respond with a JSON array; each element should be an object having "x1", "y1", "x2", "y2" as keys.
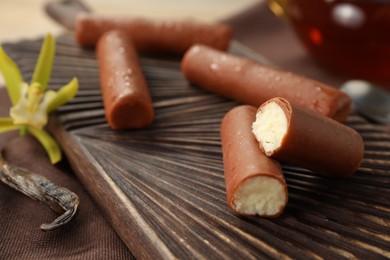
[
  {"x1": 0, "y1": 3, "x2": 348, "y2": 259},
  {"x1": 0, "y1": 88, "x2": 134, "y2": 259}
]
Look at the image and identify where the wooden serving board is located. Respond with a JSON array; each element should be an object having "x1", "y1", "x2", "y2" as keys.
[{"x1": 4, "y1": 34, "x2": 390, "y2": 259}]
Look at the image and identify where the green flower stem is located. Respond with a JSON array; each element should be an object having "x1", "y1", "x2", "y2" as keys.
[{"x1": 19, "y1": 126, "x2": 27, "y2": 136}]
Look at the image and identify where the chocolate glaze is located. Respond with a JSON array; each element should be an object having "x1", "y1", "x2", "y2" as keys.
[
  {"x1": 255, "y1": 97, "x2": 364, "y2": 177},
  {"x1": 97, "y1": 30, "x2": 154, "y2": 129},
  {"x1": 221, "y1": 105, "x2": 288, "y2": 217},
  {"x1": 181, "y1": 44, "x2": 351, "y2": 122},
  {"x1": 76, "y1": 13, "x2": 232, "y2": 55}
]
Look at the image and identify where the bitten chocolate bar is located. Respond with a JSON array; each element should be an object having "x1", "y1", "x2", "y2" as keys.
[
  {"x1": 181, "y1": 44, "x2": 351, "y2": 122},
  {"x1": 97, "y1": 30, "x2": 154, "y2": 129},
  {"x1": 252, "y1": 97, "x2": 364, "y2": 177},
  {"x1": 76, "y1": 13, "x2": 232, "y2": 55},
  {"x1": 221, "y1": 105, "x2": 288, "y2": 217}
]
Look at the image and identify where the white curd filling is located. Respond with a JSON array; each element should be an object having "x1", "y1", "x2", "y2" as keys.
[
  {"x1": 252, "y1": 102, "x2": 288, "y2": 155},
  {"x1": 232, "y1": 176, "x2": 286, "y2": 216}
]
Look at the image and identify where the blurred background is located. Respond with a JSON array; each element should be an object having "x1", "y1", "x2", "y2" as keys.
[
  {"x1": 0, "y1": 0, "x2": 258, "y2": 42},
  {"x1": 1, "y1": 0, "x2": 390, "y2": 92}
]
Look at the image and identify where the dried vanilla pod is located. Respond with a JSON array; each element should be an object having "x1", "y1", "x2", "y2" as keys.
[{"x1": 0, "y1": 151, "x2": 79, "y2": 231}]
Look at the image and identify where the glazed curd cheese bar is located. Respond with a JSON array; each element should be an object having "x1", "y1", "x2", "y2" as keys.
[
  {"x1": 76, "y1": 13, "x2": 232, "y2": 55},
  {"x1": 181, "y1": 44, "x2": 351, "y2": 122},
  {"x1": 97, "y1": 30, "x2": 154, "y2": 129},
  {"x1": 221, "y1": 105, "x2": 288, "y2": 217},
  {"x1": 252, "y1": 97, "x2": 364, "y2": 177}
]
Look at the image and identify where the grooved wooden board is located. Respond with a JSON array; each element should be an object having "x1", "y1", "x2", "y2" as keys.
[{"x1": 4, "y1": 34, "x2": 390, "y2": 259}]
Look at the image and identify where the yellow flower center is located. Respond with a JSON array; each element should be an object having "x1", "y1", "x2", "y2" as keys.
[{"x1": 10, "y1": 83, "x2": 55, "y2": 129}]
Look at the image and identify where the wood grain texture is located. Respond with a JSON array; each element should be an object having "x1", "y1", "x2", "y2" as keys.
[{"x1": 3, "y1": 34, "x2": 390, "y2": 259}]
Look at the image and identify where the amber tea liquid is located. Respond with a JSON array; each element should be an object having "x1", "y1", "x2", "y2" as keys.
[{"x1": 270, "y1": 0, "x2": 390, "y2": 86}]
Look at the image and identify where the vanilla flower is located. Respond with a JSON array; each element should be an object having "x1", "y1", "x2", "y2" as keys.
[{"x1": 0, "y1": 33, "x2": 78, "y2": 164}]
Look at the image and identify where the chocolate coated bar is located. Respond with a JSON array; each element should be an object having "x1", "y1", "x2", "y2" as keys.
[
  {"x1": 97, "y1": 30, "x2": 154, "y2": 129},
  {"x1": 181, "y1": 45, "x2": 351, "y2": 122},
  {"x1": 76, "y1": 13, "x2": 232, "y2": 55},
  {"x1": 252, "y1": 97, "x2": 364, "y2": 177},
  {"x1": 221, "y1": 105, "x2": 288, "y2": 217}
]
